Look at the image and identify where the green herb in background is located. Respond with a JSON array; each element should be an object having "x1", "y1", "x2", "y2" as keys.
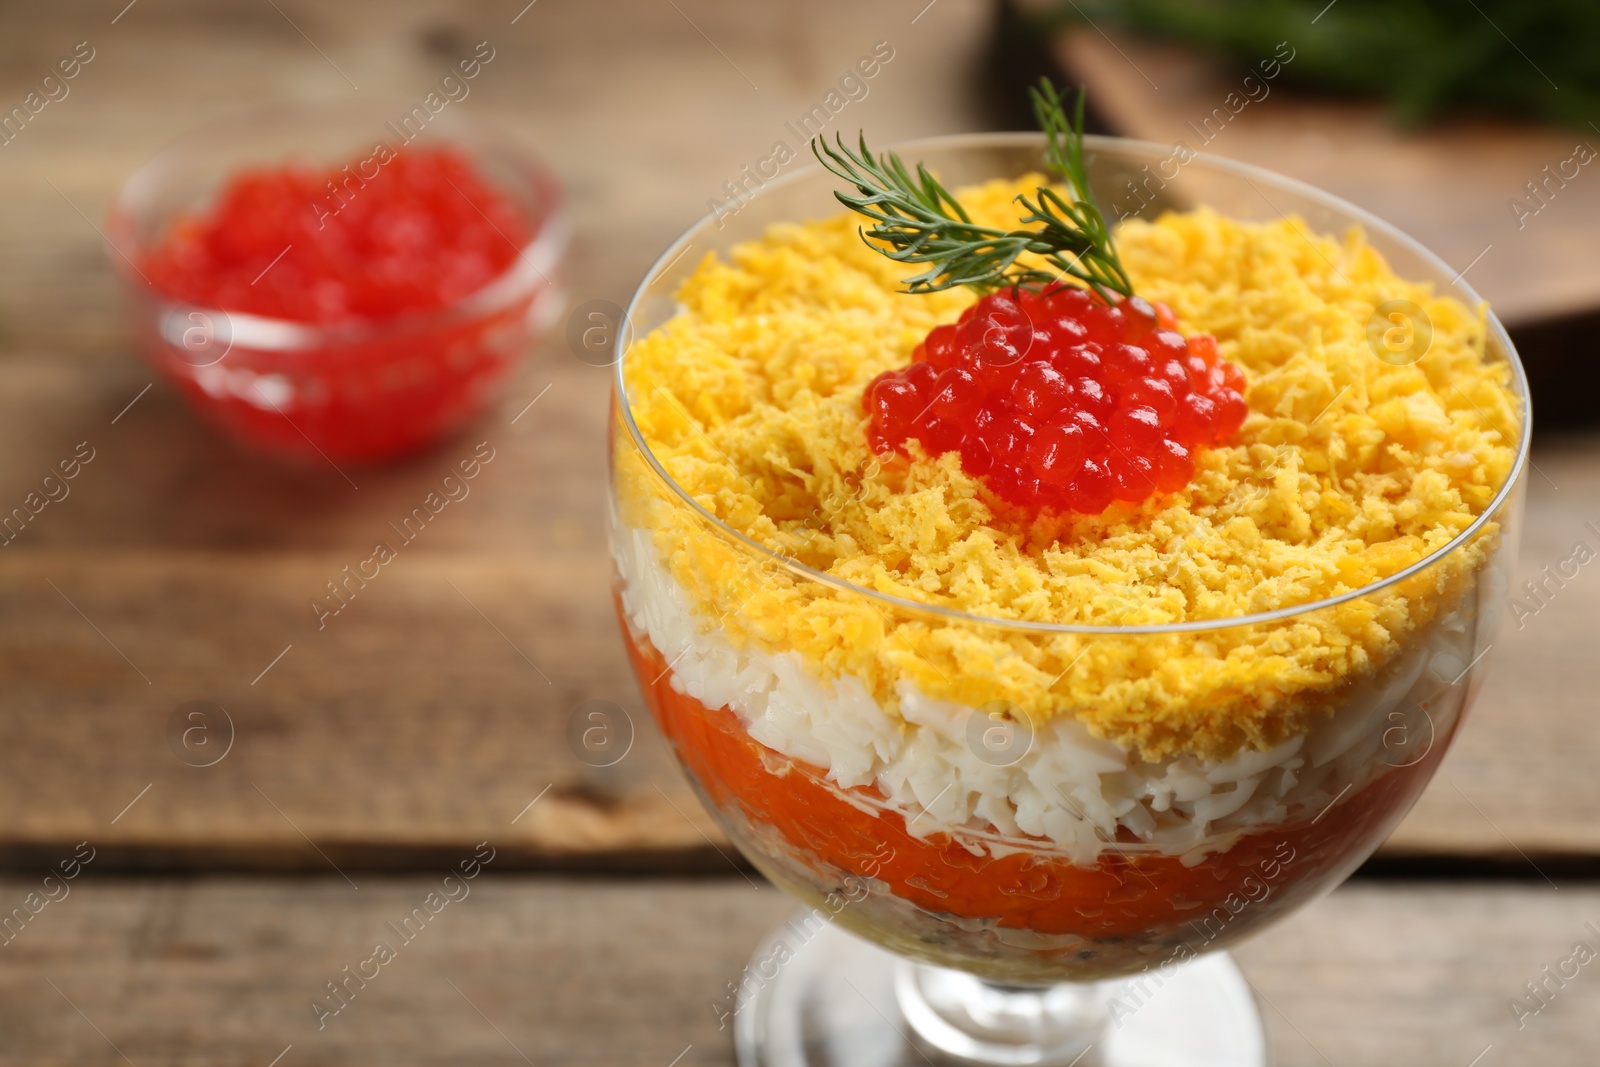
[{"x1": 1037, "y1": 0, "x2": 1600, "y2": 129}]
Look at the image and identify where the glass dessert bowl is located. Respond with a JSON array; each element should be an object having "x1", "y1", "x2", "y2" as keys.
[{"x1": 608, "y1": 133, "x2": 1529, "y2": 1067}]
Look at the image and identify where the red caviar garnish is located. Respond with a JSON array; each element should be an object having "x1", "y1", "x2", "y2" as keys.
[{"x1": 865, "y1": 285, "x2": 1248, "y2": 515}]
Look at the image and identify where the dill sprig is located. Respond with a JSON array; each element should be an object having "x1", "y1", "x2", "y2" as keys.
[{"x1": 813, "y1": 79, "x2": 1132, "y2": 302}]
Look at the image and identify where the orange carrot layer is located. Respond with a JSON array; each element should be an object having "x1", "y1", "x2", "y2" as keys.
[{"x1": 622, "y1": 609, "x2": 1447, "y2": 940}]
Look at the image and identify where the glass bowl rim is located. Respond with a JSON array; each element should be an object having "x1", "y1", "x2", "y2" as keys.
[
  {"x1": 103, "y1": 98, "x2": 568, "y2": 352},
  {"x1": 612, "y1": 130, "x2": 1533, "y2": 636}
]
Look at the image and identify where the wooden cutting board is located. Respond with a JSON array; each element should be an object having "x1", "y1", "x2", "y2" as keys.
[{"x1": 1045, "y1": 26, "x2": 1600, "y2": 328}]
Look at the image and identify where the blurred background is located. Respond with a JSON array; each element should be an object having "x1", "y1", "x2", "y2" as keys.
[{"x1": 0, "y1": 0, "x2": 1597, "y2": 1063}]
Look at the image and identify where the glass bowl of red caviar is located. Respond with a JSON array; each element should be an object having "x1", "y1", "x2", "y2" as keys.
[
  {"x1": 106, "y1": 101, "x2": 565, "y2": 463},
  {"x1": 609, "y1": 133, "x2": 1530, "y2": 1066}
]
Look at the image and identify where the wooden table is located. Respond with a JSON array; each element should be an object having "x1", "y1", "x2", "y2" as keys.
[{"x1": 1, "y1": 0, "x2": 1597, "y2": 1061}]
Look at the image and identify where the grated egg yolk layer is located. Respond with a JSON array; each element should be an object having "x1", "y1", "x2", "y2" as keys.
[{"x1": 614, "y1": 178, "x2": 1521, "y2": 762}]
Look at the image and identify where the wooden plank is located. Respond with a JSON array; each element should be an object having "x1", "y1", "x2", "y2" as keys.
[
  {"x1": 1045, "y1": 26, "x2": 1600, "y2": 327},
  {"x1": 0, "y1": 875, "x2": 1595, "y2": 1065}
]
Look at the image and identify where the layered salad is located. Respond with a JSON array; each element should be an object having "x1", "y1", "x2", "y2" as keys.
[{"x1": 610, "y1": 93, "x2": 1521, "y2": 982}]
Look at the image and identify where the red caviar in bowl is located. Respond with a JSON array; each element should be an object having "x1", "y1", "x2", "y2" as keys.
[
  {"x1": 142, "y1": 148, "x2": 530, "y2": 322},
  {"x1": 865, "y1": 286, "x2": 1248, "y2": 514}
]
